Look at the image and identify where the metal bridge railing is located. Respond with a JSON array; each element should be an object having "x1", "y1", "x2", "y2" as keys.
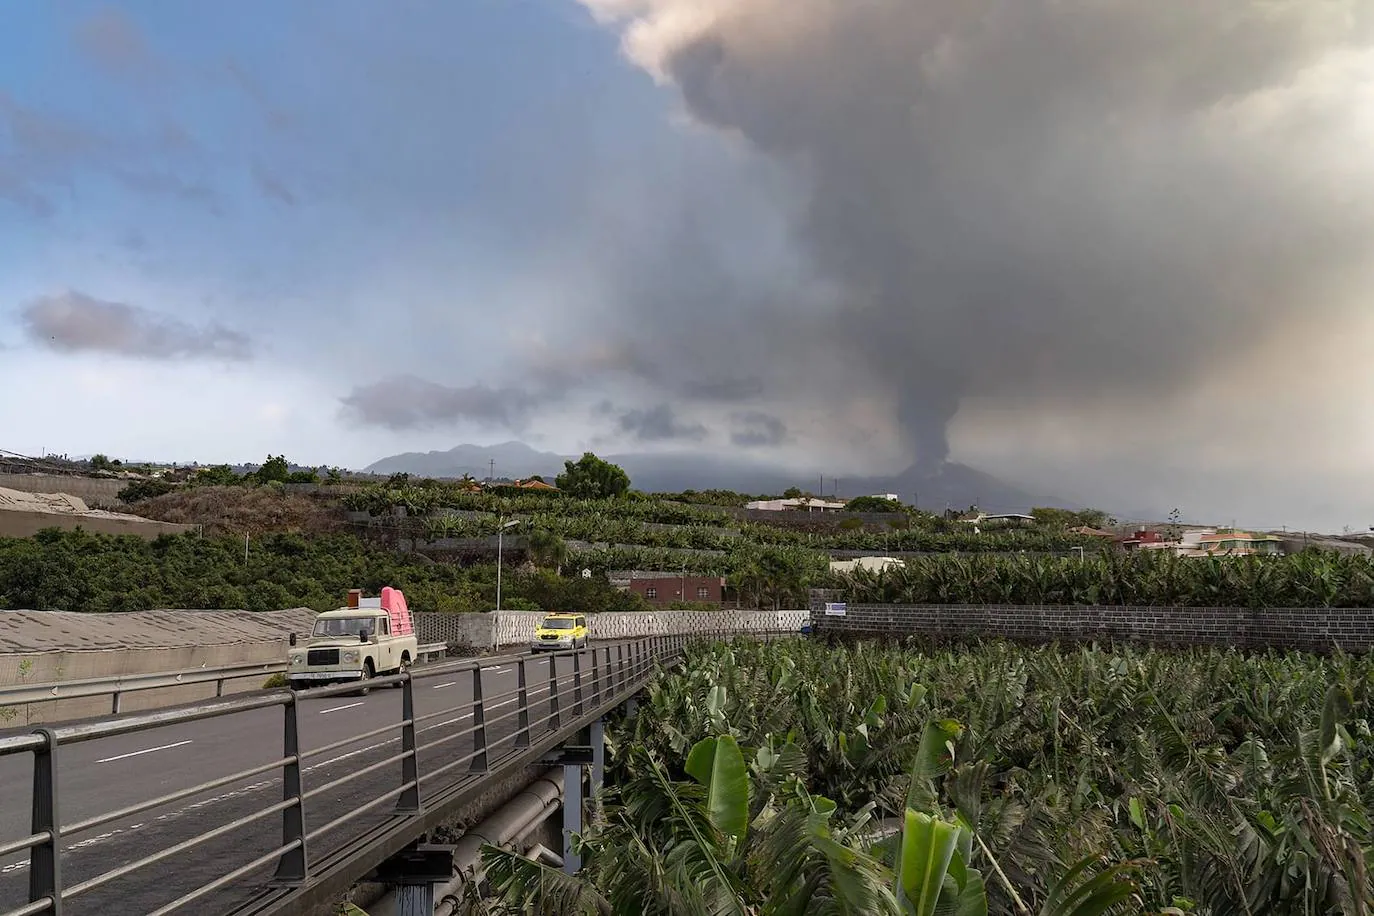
[
  {"x1": 0, "y1": 632, "x2": 708, "y2": 916},
  {"x1": 0, "y1": 644, "x2": 449, "y2": 717}
]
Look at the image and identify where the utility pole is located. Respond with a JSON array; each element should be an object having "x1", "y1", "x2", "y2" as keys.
[
  {"x1": 495, "y1": 518, "x2": 518, "y2": 610},
  {"x1": 488, "y1": 458, "x2": 495, "y2": 482}
]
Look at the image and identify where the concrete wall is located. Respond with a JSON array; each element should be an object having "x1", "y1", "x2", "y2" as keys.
[
  {"x1": 0, "y1": 474, "x2": 127, "y2": 507},
  {"x1": 0, "y1": 643, "x2": 289, "y2": 725},
  {"x1": 810, "y1": 603, "x2": 1374, "y2": 652},
  {"x1": 414, "y1": 609, "x2": 807, "y2": 650},
  {"x1": 0, "y1": 509, "x2": 194, "y2": 539},
  {"x1": 0, "y1": 608, "x2": 318, "y2": 724}
]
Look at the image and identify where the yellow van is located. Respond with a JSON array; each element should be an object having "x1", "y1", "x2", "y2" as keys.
[{"x1": 531, "y1": 613, "x2": 588, "y2": 652}]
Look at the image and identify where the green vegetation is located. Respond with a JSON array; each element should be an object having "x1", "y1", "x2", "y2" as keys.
[
  {"x1": 482, "y1": 638, "x2": 1372, "y2": 915},
  {"x1": 0, "y1": 528, "x2": 651, "y2": 614},
  {"x1": 1030, "y1": 507, "x2": 1113, "y2": 529},
  {"x1": 342, "y1": 485, "x2": 1094, "y2": 556},
  {"x1": 471, "y1": 730, "x2": 1140, "y2": 915},
  {"x1": 556, "y1": 452, "x2": 631, "y2": 499},
  {"x1": 845, "y1": 494, "x2": 904, "y2": 512},
  {"x1": 116, "y1": 478, "x2": 178, "y2": 503},
  {"x1": 840, "y1": 550, "x2": 1374, "y2": 608},
  {"x1": 27, "y1": 448, "x2": 1171, "y2": 615}
]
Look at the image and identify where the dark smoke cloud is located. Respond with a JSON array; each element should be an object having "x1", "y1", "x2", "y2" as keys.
[
  {"x1": 340, "y1": 375, "x2": 540, "y2": 431},
  {"x1": 731, "y1": 411, "x2": 787, "y2": 447},
  {"x1": 22, "y1": 291, "x2": 253, "y2": 360},
  {"x1": 580, "y1": 0, "x2": 1374, "y2": 468},
  {"x1": 683, "y1": 376, "x2": 764, "y2": 403},
  {"x1": 615, "y1": 403, "x2": 707, "y2": 442}
]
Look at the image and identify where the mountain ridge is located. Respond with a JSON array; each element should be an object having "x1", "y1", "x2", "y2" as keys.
[{"x1": 364, "y1": 441, "x2": 1084, "y2": 513}]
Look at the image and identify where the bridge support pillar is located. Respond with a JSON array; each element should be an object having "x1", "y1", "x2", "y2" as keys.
[
  {"x1": 563, "y1": 763, "x2": 583, "y2": 874},
  {"x1": 591, "y1": 717, "x2": 605, "y2": 798},
  {"x1": 396, "y1": 882, "x2": 434, "y2": 916},
  {"x1": 373, "y1": 844, "x2": 453, "y2": 916}
]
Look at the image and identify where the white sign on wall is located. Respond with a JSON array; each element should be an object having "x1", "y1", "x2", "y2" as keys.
[{"x1": 824, "y1": 602, "x2": 847, "y2": 616}]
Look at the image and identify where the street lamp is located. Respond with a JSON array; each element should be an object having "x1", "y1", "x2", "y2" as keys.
[{"x1": 495, "y1": 518, "x2": 519, "y2": 611}]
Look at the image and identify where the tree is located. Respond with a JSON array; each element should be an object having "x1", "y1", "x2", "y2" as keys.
[
  {"x1": 1031, "y1": 507, "x2": 1110, "y2": 529},
  {"x1": 89, "y1": 454, "x2": 113, "y2": 472},
  {"x1": 117, "y1": 479, "x2": 176, "y2": 503},
  {"x1": 253, "y1": 455, "x2": 291, "y2": 485},
  {"x1": 194, "y1": 464, "x2": 241, "y2": 487},
  {"x1": 526, "y1": 528, "x2": 569, "y2": 575},
  {"x1": 845, "y1": 495, "x2": 902, "y2": 513},
  {"x1": 556, "y1": 452, "x2": 630, "y2": 500}
]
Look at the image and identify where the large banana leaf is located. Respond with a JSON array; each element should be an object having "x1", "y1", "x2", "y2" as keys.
[
  {"x1": 897, "y1": 811, "x2": 960, "y2": 916},
  {"x1": 686, "y1": 734, "x2": 750, "y2": 856}
]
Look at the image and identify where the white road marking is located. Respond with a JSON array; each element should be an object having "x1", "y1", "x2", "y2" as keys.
[
  {"x1": 481, "y1": 665, "x2": 505, "y2": 672},
  {"x1": 421, "y1": 714, "x2": 471, "y2": 732},
  {"x1": 319, "y1": 702, "x2": 364, "y2": 715},
  {"x1": 96, "y1": 740, "x2": 192, "y2": 764},
  {"x1": 431, "y1": 682, "x2": 457, "y2": 690},
  {"x1": 308, "y1": 739, "x2": 397, "y2": 770}
]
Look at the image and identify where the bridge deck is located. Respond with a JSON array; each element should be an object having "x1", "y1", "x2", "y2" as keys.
[{"x1": 0, "y1": 636, "x2": 691, "y2": 916}]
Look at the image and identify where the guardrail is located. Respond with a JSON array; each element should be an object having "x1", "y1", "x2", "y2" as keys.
[
  {"x1": 0, "y1": 632, "x2": 705, "y2": 916},
  {"x1": 0, "y1": 643, "x2": 449, "y2": 716}
]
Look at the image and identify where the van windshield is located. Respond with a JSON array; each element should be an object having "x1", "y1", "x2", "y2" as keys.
[
  {"x1": 542, "y1": 618, "x2": 576, "y2": 630},
  {"x1": 313, "y1": 617, "x2": 376, "y2": 638}
]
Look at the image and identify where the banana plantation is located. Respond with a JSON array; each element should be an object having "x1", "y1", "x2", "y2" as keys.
[
  {"x1": 841, "y1": 550, "x2": 1374, "y2": 608},
  {"x1": 465, "y1": 638, "x2": 1373, "y2": 915},
  {"x1": 342, "y1": 483, "x2": 1095, "y2": 555}
]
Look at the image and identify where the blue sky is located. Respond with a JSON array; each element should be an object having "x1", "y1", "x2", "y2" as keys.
[
  {"x1": 0, "y1": 0, "x2": 799, "y2": 467},
  {"x1": 3, "y1": 0, "x2": 1373, "y2": 530}
]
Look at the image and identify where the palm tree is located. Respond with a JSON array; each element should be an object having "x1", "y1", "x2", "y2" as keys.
[{"x1": 526, "y1": 527, "x2": 569, "y2": 575}]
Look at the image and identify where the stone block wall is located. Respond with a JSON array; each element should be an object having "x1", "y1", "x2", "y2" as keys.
[
  {"x1": 413, "y1": 609, "x2": 807, "y2": 650},
  {"x1": 810, "y1": 603, "x2": 1374, "y2": 652}
]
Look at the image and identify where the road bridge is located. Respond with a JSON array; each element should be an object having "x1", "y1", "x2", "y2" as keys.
[{"x1": 0, "y1": 633, "x2": 722, "y2": 916}]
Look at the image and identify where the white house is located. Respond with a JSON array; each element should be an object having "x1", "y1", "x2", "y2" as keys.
[
  {"x1": 829, "y1": 556, "x2": 906, "y2": 574},
  {"x1": 745, "y1": 497, "x2": 848, "y2": 512}
]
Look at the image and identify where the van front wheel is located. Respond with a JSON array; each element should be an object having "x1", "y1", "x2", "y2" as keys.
[{"x1": 354, "y1": 660, "x2": 375, "y2": 697}]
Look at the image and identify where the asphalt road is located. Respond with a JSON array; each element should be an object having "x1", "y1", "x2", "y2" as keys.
[{"x1": 0, "y1": 642, "x2": 640, "y2": 916}]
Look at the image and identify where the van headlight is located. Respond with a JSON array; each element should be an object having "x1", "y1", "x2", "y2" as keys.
[
  {"x1": 290, "y1": 654, "x2": 304, "y2": 667},
  {"x1": 343, "y1": 650, "x2": 359, "y2": 663}
]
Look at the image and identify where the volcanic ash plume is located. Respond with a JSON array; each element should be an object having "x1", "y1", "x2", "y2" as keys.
[{"x1": 580, "y1": 0, "x2": 1374, "y2": 468}]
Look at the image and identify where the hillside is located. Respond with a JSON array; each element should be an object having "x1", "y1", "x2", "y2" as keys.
[
  {"x1": 132, "y1": 487, "x2": 344, "y2": 537},
  {"x1": 364, "y1": 441, "x2": 1076, "y2": 513}
]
